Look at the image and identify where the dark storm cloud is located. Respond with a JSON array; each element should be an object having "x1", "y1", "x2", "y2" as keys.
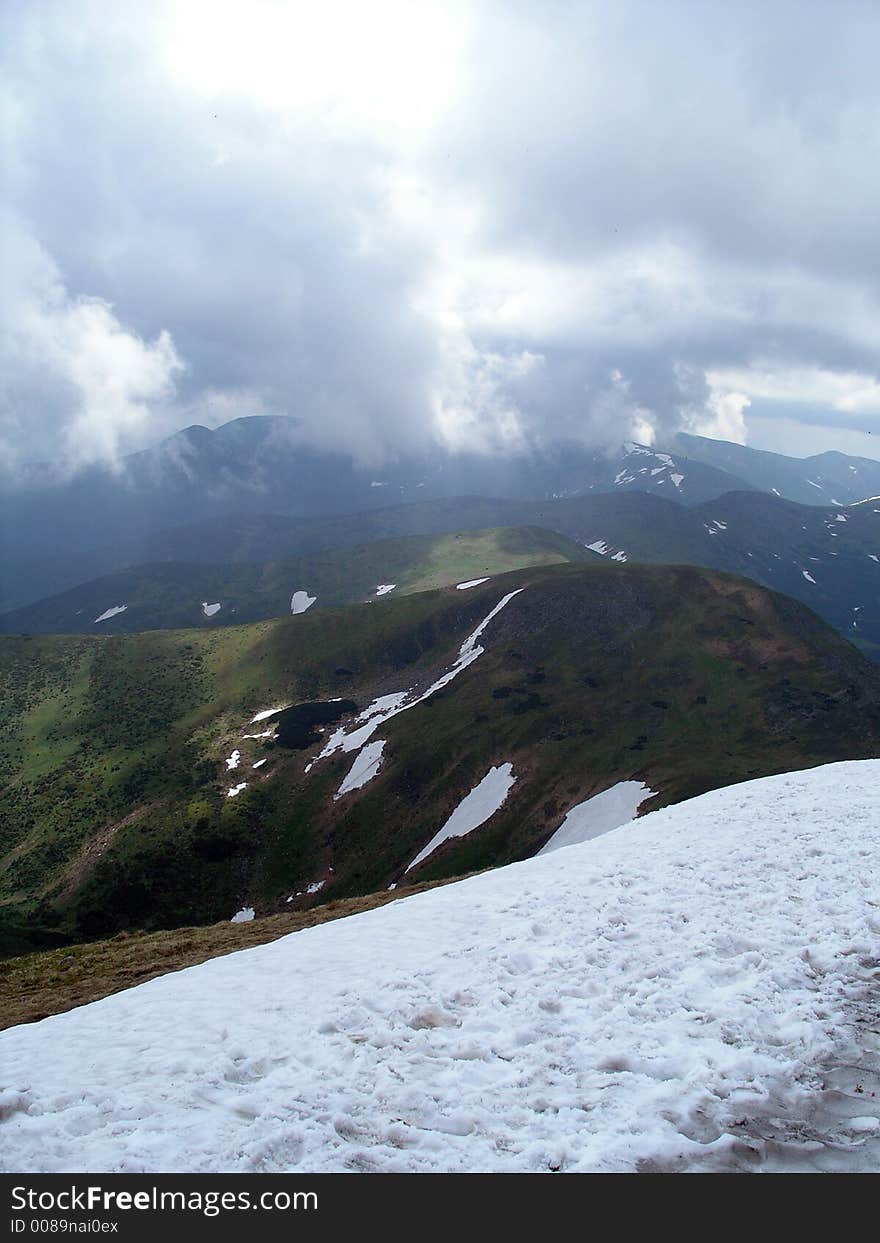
[{"x1": 3, "y1": 0, "x2": 880, "y2": 470}]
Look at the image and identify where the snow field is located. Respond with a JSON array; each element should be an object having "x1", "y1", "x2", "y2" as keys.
[{"x1": 2, "y1": 761, "x2": 878, "y2": 1174}]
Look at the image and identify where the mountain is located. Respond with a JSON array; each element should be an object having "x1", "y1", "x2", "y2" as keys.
[
  {"x1": 0, "y1": 527, "x2": 584, "y2": 635},
  {"x1": 0, "y1": 418, "x2": 749, "y2": 611},
  {"x1": 673, "y1": 431, "x2": 880, "y2": 506},
  {"x1": 7, "y1": 415, "x2": 880, "y2": 616},
  {"x1": 2, "y1": 759, "x2": 878, "y2": 1173},
  {"x1": 3, "y1": 561, "x2": 879, "y2": 953},
  {"x1": 6, "y1": 488, "x2": 880, "y2": 656}
]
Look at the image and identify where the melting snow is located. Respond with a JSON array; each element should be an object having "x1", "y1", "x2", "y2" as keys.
[
  {"x1": 225, "y1": 750, "x2": 241, "y2": 771},
  {"x1": 94, "y1": 605, "x2": 127, "y2": 623},
  {"x1": 357, "y1": 693, "x2": 408, "y2": 722},
  {"x1": 670, "y1": 473, "x2": 684, "y2": 489},
  {"x1": 226, "y1": 783, "x2": 247, "y2": 798},
  {"x1": 202, "y1": 602, "x2": 221, "y2": 618},
  {"x1": 407, "y1": 763, "x2": 516, "y2": 872},
  {"x1": 230, "y1": 907, "x2": 254, "y2": 923},
  {"x1": 335, "y1": 740, "x2": 386, "y2": 799},
  {"x1": 5, "y1": 763, "x2": 879, "y2": 1171},
  {"x1": 291, "y1": 591, "x2": 317, "y2": 614},
  {"x1": 456, "y1": 578, "x2": 489, "y2": 590},
  {"x1": 586, "y1": 540, "x2": 609, "y2": 555},
  {"x1": 318, "y1": 591, "x2": 525, "y2": 761},
  {"x1": 538, "y1": 782, "x2": 655, "y2": 855},
  {"x1": 250, "y1": 707, "x2": 289, "y2": 723}
]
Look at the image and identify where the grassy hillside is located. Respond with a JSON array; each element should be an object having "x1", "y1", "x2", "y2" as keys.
[
  {"x1": 3, "y1": 561, "x2": 879, "y2": 954},
  {"x1": 0, "y1": 526, "x2": 581, "y2": 635}
]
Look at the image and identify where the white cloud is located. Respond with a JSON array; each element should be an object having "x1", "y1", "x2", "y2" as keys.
[
  {"x1": 5, "y1": 1, "x2": 880, "y2": 466},
  {"x1": 1, "y1": 216, "x2": 185, "y2": 468},
  {"x1": 709, "y1": 365, "x2": 880, "y2": 417}
]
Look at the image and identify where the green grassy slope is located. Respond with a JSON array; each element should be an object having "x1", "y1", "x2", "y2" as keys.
[
  {"x1": 0, "y1": 526, "x2": 581, "y2": 635},
  {"x1": 2, "y1": 562, "x2": 879, "y2": 954}
]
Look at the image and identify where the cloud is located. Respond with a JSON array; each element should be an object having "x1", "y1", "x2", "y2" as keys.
[
  {"x1": 3, "y1": 0, "x2": 880, "y2": 469},
  {"x1": 0, "y1": 214, "x2": 185, "y2": 470}
]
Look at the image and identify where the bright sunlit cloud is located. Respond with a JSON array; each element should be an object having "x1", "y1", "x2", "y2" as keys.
[{"x1": 161, "y1": 0, "x2": 469, "y2": 148}]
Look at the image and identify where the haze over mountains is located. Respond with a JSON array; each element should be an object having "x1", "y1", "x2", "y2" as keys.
[{"x1": 3, "y1": 416, "x2": 880, "y2": 658}]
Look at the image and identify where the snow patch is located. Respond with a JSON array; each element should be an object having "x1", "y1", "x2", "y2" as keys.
[
  {"x1": 94, "y1": 605, "x2": 127, "y2": 623},
  {"x1": 230, "y1": 907, "x2": 254, "y2": 923},
  {"x1": 291, "y1": 591, "x2": 317, "y2": 614},
  {"x1": 225, "y1": 750, "x2": 241, "y2": 771},
  {"x1": 226, "y1": 783, "x2": 247, "y2": 798},
  {"x1": 335, "y1": 740, "x2": 386, "y2": 799},
  {"x1": 375, "y1": 584, "x2": 396, "y2": 596},
  {"x1": 318, "y1": 590, "x2": 525, "y2": 761},
  {"x1": 250, "y1": 707, "x2": 289, "y2": 723},
  {"x1": 202, "y1": 602, "x2": 221, "y2": 618},
  {"x1": 456, "y1": 578, "x2": 489, "y2": 590},
  {"x1": 802, "y1": 570, "x2": 817, "y2": 584},
  {"x1": 407, "y1": 763, "x2": 516, "y2": 872},
  {"x1": 538, "y1": 782, "x2": 655, "y2": 855}
]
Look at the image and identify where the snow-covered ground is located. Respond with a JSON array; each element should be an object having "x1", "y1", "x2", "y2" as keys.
[
  {"x1": 93, "y1": 605, "x2": 127, "y2": 623},
  {"x1": 2, "y1": 760, "x2": 879, "y2": 1174},
  {"x1": 335, "y1": 740, "x2": 386, "y2": 799},
  {"x1": 250, "y1": 706, "x2": 289, "y2": 724},
  {"x1": 406, "y1": 763, "x2": 516, "y2": 872},
  {"x1": 538, "y1": 781, "x2": 655, "y2": 855},
  {"x1": 290, "y1": 591, "x2": 317, "y2": 614}
]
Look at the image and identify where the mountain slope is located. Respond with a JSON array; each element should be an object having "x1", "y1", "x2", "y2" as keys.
[
  {"x1": 3, "y1": 562, "x2": 879, "y2": 951},
  {"x1": 2, "y1": 759, "x2": 878, "y2": 1173},
  {"x1": 7, "y1": 488, "x2": 880, "y2": 654},
  {"x1": 0, "y1": 526, "x2": 583, "y2": 635},
  {"x1": 674, "y1": 431, "x2": 880, "y2": 506}
]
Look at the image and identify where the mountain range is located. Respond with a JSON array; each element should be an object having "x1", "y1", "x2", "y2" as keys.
[{"x1": 5, "y1": 416, "x2": 880, "y2": 613}]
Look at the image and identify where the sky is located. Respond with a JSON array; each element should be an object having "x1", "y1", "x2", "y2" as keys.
[{"x1": 3, "y1": 0, "x2": 880, "y2": 470}]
